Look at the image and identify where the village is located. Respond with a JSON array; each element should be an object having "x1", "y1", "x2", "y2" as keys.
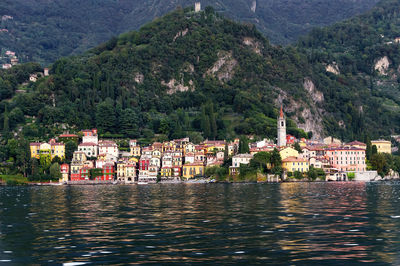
[{"x1": 28, "y1": 107, "x2": 393, "y2": 184}]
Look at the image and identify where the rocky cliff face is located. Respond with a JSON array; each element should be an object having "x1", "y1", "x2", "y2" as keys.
[{"x1": 374, "y1": 56, "x2": 390, "y2": 75}]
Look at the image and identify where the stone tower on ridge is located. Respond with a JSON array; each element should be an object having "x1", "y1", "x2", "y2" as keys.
[
  {"x1": 195, "y1": 2, "x2": 201, "y2": 12},
  {"x1": 277, "y1": 105, "x2": 286, "y2": 147}
]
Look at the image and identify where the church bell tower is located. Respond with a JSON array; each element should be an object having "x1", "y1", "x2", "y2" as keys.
[{"x1": 277, "y1": 105, "x2": 286, "y2": 147}]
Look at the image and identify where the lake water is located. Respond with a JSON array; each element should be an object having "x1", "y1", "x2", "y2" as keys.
[{"x1": 1, "y1": 182, "x2": 400, "y2": 265}]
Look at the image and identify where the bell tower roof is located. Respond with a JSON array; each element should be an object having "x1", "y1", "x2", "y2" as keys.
[{"x1": 279, "y1": 105, "x2": 284, "y2": 118}]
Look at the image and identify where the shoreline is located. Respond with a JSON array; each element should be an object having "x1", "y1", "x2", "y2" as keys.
[{"x1": 1, "y1": 179, "x2": 399, "y2": 186}]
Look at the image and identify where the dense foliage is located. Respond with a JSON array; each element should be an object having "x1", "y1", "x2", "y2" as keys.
[
  {"x1": 0, "y1": 0, "x2": 379, "y2": 65},
  {"x1": 297, "y1": 0, "x2": 400, "y2": 139},
  {"x1": 0, "y1": 7, "x2": 315, "y2": 143},
  {"x1": 1, "y1": 3, "x2": 400, "y2": 146}
]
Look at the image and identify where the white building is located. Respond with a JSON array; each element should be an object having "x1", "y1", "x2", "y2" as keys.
[
  {"x1": 78, "y1": 142, "x2": 98, "y2": 158},
  {"x1": 185, "y1": 153, "x2": 195, "y2": 164},
  {"x1": 232, "y1": 154, "x2": 253, "y2": 167},
  {"x1": 195, "y1": 2, "x2": 201, "y2": 12},
  {"x1": 150, "y1": 157, "x2": 161, "y2": 168},
  {"x1": 277, "y1": 105, "x2": 286, "y2": 147},
  {"x1": 98, "y1": 140, "x2": 119, "y2": 158}
]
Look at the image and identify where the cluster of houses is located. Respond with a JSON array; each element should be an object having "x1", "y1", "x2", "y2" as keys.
[
  {"x1": 229, "y1": 107, "x2": 392, "y2": 181},
  {"x1": 2, "y1": 50, "x2": 18, "y2": 69},
  {"x1": 29, "y1": 107, "x2": 393, "y2": 183},
  {"x1": 0, "y1": 16, "x2": 12, "y2": 35},
  {"x1": 30, "y1": 129, "x2": 240, "y2": 183}
]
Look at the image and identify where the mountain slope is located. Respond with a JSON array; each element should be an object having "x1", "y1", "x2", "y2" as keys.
[
  {"x1": 1, "y1": 6, "x2": 398, "y2": 144},
  {"x1": 297, "y1": 0, "x2": 400, "y2": 137},
  {"x1": 0, "y1": 0, "x2": 379, "y2": 65}
]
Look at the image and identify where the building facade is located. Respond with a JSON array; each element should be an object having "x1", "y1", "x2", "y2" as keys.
[
  {"x1": 325, "y1": 147, "x2": 366, "y2": 172},
  {"x1": 371, "y1": 140, "x2": 391, "y2": 154}
]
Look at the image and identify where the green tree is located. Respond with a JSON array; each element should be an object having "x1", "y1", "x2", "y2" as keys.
[
  {"x1": 293, "y1": 171, "x2": 303, "y2": 180},
  {"x1": 293, "y1": 142, "x2": 302, "y2": 153},
  {"x1": 372, "y1": 145, "x2": 378, "y2": 156},
  {"x1": 120, "y1": 108, "x2": 139, "y2": 137},
  {"x1": 201, "y1": 105, "x2": 210, "y2": 139},
  {"x1": 249, "y1": 151, "x2": 270, "y2": 173},
  {"x1": 239, "y1": 136, "x2": 249, "y2": 153},
  {"x1": 65, "y1": 141, "x2": 77, "y2": 163},
  {"x1": 39, "y1": 153, "x2": 52, "y2": 172},
  {"x1": 365, "y1": 136, "x2": 372, "y2": 160},
  {"x1": 96, "y1": 98, "x2": 116, "y2": 133},
  {"x1": 3, "y1": 107, "x2": 10, "y2": 140},
  {"x1": 370, "y1": 153, "x2": 388, "y2": 177},
  {"x1": 209, "y1": 103, "x2": 217, "y2": 140},
  {"x1": 30, "y1": 158, "x2": 39, "y2": 179},
  {"x1": 159, "y1": 119, "x2": 170, "y2": 135},
  {"x1": 89, "y1": 168, "x2": 103, "y2": 180},
  {"x1": 49, "y1": 162, "x2": 61, "y2": 180},
  {"x1": 307, "y1": 166, "x2": 325, "y2": 181},
  {"x1": 224, "y1": 143, "x2": 229, "y2": 161},
  {"x1": 271, "y1": 148, "x2": 282, "y2": 177}
]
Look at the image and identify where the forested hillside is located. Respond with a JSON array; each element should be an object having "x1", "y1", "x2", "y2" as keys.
[
  {"x1": 1, "y1": 6, "x2": 399, "y2": 147},
  {"x1": 297, "y1": 0, "x2": 400, "y2": 137},
  {"x1": 0, "y1": 0, "x2": 378, "y2": 65}
]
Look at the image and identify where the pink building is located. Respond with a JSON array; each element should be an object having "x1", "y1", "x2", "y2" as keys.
[{"x1": 325, "y1": 147, "x2": 366, "y2": 172}]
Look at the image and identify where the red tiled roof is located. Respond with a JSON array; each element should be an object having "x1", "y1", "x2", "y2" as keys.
[
  {"x1": 30, "y1": 143, "x2": 41, "y2": 146},
  {"x1": 325, "y1": 147, "x2": 365, "y2": 151},
  {"x1": 184, "y1": 162, "x2": 204, "y2": 167},
  {"x1": 59, "y1": 134, "x2": 78, "y2": 138},
  {"x1": 79, "y1": 142, "x2": 97, "y2": 146},
  {"x1": 346, "y1": 141, "x2": 366, "y2": 146},
  {"x1": 51, "y1": 143, "x2": 64, "y2": 146},
  {"x1": 282, "y1": 156, "x2": 308, "y2": 163}
]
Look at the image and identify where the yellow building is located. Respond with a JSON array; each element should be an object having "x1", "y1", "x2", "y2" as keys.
[
  {"x1": 161, "y1": 167, "x2": 173, "y2": 178},
  {"x1": 30, "y1": 140, "x2": 65, "y2": 160},
  {"x1": 202, "y1": 141, "x2": 226, "y2": 154},
  {"x1": 163, "y1": 141, "x2": 176, "y2": 152},
  {"x1": 117, "y1": 161, "x2": 136, "y2": 182},
  {"x1": 298, "y1": 138, "x2": 307, "y2": 148},
  {"x1": 130, "y1": 146, "x2": 141, "y2": 157},
  {"x1": 371, "y1": 140, "x2": 392, "y2": 154},
  {"x1": 117, "y1": 162, "x2": 126, "y2": 179},
  {"x1": 30, "y1": 143, "x2": 41, "y2": 159},
  {"x1": 129, "y1": 157, "x2": 139, "y2": 164},
  {"x1": 282, "y1": 157, "x2": 309, "y2": 173},
  {"x1": 51, "y1": 142, "x2": 65, "y2": 160},
  {"x1": 279, "y1": 147, "x2": 299, "y2": 160},
  {"x1": 73, "y1": 151, "x2": 87, "y2": 162},
  {"x1": 182, "y1": 163, "x2": 205, "y2": 180}
]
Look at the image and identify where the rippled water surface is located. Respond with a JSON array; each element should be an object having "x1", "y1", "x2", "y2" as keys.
[{"x1": 1, "y1": 182, "x2": 400, "y2": 264}]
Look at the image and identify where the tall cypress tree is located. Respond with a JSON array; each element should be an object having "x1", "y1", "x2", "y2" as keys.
[
  {"x1": 3, "y1": 106, "x2": 10, "y2": 140},
  {"x1": 201, "y1": 105, "x2": 210, "y2": 139},
  {"x1": 204, "y1": 116, "x2": 211, "y2": 139},
  {"x1": 209, "y1": 103, "x2": 217, "y2": 140}
]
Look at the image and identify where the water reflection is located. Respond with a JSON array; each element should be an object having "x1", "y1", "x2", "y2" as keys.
[{"x1": 0, "y1": 183, "x2": 400, "y2": 264}]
